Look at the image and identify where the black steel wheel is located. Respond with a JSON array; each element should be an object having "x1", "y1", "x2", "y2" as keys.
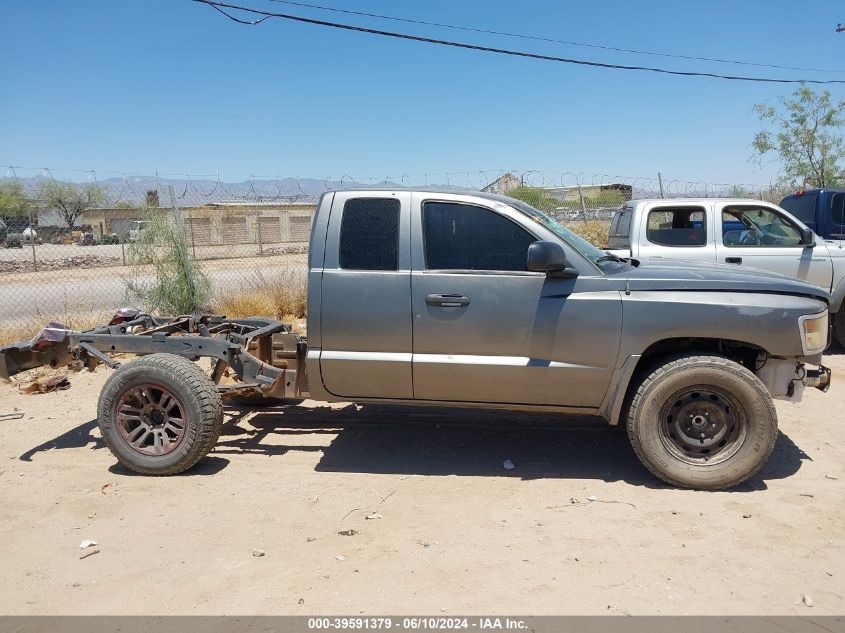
[
  {"x1": 626, "y1": 353, "x2": 777, "y2": 490},
  {"x1": 659, "y1": 387, "x2": 747, "y2": 466}
]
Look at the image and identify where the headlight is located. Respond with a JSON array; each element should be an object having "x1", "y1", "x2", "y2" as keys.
[{"x1": 799, "y1": 311, "x2": 829, "y2": 355}]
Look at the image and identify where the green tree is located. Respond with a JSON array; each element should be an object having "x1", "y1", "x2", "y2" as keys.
[
  {"x1": 40, "y1": 181, "x2": 106, "y2": 230},
  {"x1": 125, "y1": 209, "x2": 212, "y2": 315},
  {"x1": 507, "y1": 186, "x2": 559, "y2": 212},
  {"x1": 753, "y1": 87, "x2": 845, "y2": 188},
  {"x1": 0, "y1": 181, "x2": 33, "y2": 218}
]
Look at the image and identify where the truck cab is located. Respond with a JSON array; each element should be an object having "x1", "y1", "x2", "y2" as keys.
[{"x1": 780, "y1": 189, "x2": 845, "y2": 241}]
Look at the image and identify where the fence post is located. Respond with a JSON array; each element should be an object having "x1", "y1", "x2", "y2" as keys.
[
  {"x1": 120, "y1": 229, "x2": 126, "y2": 266},
  {"x1": 257, "y1": 213, "x2": 264, "y2": 256},
  {"x1": 28, "y1": 209, "x2": 37, "y2": 272},
  {"x1": 658, "y1": 172, "x2": 665, "y2": 199},
  {"x1": 188, "y1": 206, "x2": 196, "y2": 260},
  {"x1": 578, "y1": 185, "x2": 588, "y2": 225},
  {"x1": 168, "y1": 185, "x2": 199, "y2": 317}
]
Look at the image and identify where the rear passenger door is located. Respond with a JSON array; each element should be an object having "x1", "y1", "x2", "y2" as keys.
[
  {"x1": 636, "y1": 203, "x2": 716, "y2": 263},
  {"x1": 318, "y1": 192, "x2": 413, "y2": 399}
]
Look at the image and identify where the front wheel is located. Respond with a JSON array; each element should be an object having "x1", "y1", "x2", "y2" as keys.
[
  {"x1": 833, "y1": 310, "x2": 845, "y2": 349},
  {"x1": 626, "y1": 353, "x2": 777, "y2": 490},
  {"x1": 97, "y1": 354, "x2": 223, "y2": 475}
]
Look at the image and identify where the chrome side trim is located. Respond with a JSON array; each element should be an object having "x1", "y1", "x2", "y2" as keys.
[
  {"x1": 413, "y1": 353, "x2": 597, "y2": 370},
  {"x1": 321, "y1": 350, "x2": 413, "y2": 362}
]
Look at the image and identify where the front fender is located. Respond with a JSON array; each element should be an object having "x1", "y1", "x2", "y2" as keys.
[{"x1": 618, "y1": 291, "x2": 827, "y2": 360}]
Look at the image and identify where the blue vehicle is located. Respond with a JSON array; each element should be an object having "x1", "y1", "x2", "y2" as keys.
[{"x1": 780, "y1": 189, "x2": 845, "y2": 240}]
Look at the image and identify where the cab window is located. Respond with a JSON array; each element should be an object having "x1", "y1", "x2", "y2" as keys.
[
  {"x1": 645, "y1": 207, "x2": 706, "y2": 247},
  {"x1": 830, "y1": 193, "x2": 845, "y2": 228},
  {"x1": 423, "y1": 201, "x2": 536, "y2": 271},
  {"x1": 339, "y1": 198, "x2": 400, "y2": 270},
  {"x1": 722, "y1": 206, "x2": 803, "y2": 247}
]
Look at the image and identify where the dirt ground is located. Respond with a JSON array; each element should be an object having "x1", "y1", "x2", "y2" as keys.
[{"x1": 0, "y1": 351, "x2": 843, "y2": 616}]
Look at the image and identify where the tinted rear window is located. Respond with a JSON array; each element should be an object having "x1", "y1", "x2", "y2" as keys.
[
  {"x1": 780, "y1": 193, "x2": 817, "y2": 224},
  {"x1": 830, "y1": 193, "x2": 845, "y2": 227},
  {"x1": 610, "y1": 210, "x2": 631, "y2": 236},
  {"x1": 339, "y1": 198, "x2": 400, "y2": 270}
]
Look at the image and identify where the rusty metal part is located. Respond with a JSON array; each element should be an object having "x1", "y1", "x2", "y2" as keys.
[
  {"x1": 116, "y1": 383, "x2": 188, "y2": 456},
  {"x1": 0, "y1": 313, "x2": 306, "y2": 399}
]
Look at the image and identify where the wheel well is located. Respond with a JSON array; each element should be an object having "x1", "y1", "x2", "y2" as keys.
[
  {"x1": 611, "y1": 337, "x2": 767, "y2": 426},
  {"x1": 637, "y1": 338, "x2": 766, "y2": 375}
]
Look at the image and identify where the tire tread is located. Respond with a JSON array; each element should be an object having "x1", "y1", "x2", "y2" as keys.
[
  {"x1": 625, "y1": 353, "x2": 778, "y2": 490},
  {"x1": 97, "y1": 354, "x2": 222, "y2": 476}
]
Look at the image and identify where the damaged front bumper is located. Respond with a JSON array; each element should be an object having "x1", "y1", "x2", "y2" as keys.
[{"x1": 756, "y1": 359, "x2": 832, "y2": 403}]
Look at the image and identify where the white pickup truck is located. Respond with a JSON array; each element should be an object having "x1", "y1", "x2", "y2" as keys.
[{"x1": 607, "y1": 198, "x2": 845, "y2": 346}]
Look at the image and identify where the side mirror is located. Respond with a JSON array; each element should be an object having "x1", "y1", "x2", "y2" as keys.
[
  {"x1": 526, "y1": 241, "x2": 578, "y2": 278},
  {"x1": 800, "y1": 227, "x2": 815, "y2": 247}
]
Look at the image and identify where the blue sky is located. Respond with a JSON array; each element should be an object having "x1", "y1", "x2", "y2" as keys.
[{"x1": 1, "y1": 0, "x2": 843, "y2": 185}]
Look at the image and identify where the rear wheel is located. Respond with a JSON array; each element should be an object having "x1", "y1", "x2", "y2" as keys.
[
  {"x1": 97, "y1": 354, "x2": 223, "y2": 475},
  {"x1": 626, "y1": 353, "x2": 777, "y2": 490}
]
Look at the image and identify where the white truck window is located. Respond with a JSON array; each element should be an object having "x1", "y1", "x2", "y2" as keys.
[
  {"x1": 722, "y1": 207, "x2": 802, "y2": 247},
  {"x1": 645, "y1": 207, "x2": 706, "y2": 247}
]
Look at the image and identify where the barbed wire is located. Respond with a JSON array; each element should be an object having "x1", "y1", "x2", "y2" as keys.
[{"x1": 2, "y1": 165, "x2": 793, "y2": 207}]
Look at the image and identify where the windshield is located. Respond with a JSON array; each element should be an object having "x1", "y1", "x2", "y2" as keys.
[{"x1": 506, "y1": 198, "x2": 617, "y2": 269}]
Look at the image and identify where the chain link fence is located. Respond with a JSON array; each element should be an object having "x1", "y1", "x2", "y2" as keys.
[{"x1": 0, "y1": 167, "x2": 794, "y2": 342}]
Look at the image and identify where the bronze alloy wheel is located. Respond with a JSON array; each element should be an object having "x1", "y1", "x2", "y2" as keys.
[{"x1": 116, "y1": 384, "x2": 187, "y2": 456}]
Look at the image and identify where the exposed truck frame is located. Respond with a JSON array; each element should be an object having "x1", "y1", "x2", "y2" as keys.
[{"x1": 0, "y1": 312, "x2": 308, "y2": 400}]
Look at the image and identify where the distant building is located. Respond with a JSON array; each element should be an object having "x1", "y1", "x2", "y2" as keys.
[
  {"x1": 542, "y1": 183, "x2": 632, "y2": 205},
  {"x1": 481, "y1": 173, "x2": 522, "y2": 196},
  {"x1": 83, "y1": 201, "x2": 316, "y2": 245},
  {"x1": 480, "y1": 173, "x2": 632, "y2": 205}
]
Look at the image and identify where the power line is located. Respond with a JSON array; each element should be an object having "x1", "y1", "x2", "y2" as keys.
[
  {"x1": 193, "y1": 0, "x2": 845, "y2": 84},
  {"x1": 266, "y1": 0, "x2": 845, "y2": 74}
]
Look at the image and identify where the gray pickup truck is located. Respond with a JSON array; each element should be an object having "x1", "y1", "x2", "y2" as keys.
[{"x1": 0, "y1": 189, "x2": 832, "y2": 489}]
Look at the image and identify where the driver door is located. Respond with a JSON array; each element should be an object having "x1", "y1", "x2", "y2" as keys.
[
  {"x1": 409, "y1": 194, "x2": 622, "y2": 408},
  {"x1": 714, "y1": 202, "x2": 832, "y2": 289}
]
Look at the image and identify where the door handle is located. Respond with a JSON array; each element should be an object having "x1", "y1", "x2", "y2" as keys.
[
  {"x1": 725, "y1": 257, "x2": 742, "y2": 264},
  {"x1": 425, "y1": 293, "x2": 471, "y2": 307}
]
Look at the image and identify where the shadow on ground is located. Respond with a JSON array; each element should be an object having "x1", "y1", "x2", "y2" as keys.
[
  {"x1": 214, "y1": 403, "x2": 811, "y2": 490},
  {"x1": 16, "y1": 402, "x2": 812, "y2": 489}
]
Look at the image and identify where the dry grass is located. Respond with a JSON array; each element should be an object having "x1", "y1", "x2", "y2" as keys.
[
  {"x1": 0, "y1": 311, "x2": 115, "y2": 347},
  {"x1": 566, "y1": 220, "x2": 611, "y2": 248},
  {"x1": 212, "y1": 267, "x2": 308, "y2": 323}
]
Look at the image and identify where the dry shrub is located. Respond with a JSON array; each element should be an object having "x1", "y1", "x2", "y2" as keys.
[
  {"x1": 213, "y1": 267, "x2": 308, "y2": 322},
  {"x1": 0, "y1": 310, "x2": 114, "y2": 347},
  {"x1": 567, "y1": 220, "x2": 611, "y2": 249}
]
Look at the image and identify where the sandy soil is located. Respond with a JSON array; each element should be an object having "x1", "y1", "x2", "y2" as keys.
[{"x1": 0, "y1": 352, "x2": 843, "y2": 615}]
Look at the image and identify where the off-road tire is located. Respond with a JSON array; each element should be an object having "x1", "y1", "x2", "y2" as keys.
[
  {"x1": 833, "y1": 310, "x2": 845, "y2": 350},
  {"x1": 97, "y1": 354, "x2": 223, "y2": 475},
  {"x1": 229, "y1": 394, "x2": 303, "y2": 408},
  {"x1": 626, "y1": 353, "x2": 778, "y2": 490}
]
